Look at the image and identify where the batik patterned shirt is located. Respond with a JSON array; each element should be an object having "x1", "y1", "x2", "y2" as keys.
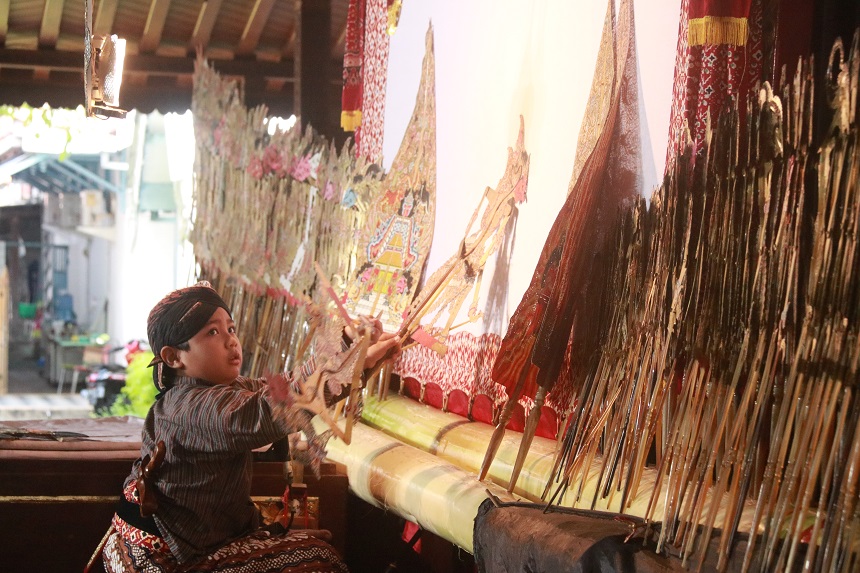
[{"x1": 123, "y1": 375, "x2": 289, "y2": 564}]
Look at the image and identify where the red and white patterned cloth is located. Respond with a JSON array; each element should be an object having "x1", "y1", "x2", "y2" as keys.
[
  {"x1": 356, "y1": 0, "x2": 391, "y2": 162},
  {"x1": 397, "y1": 331, "x2": 504, "y2": 407},
  {"x1": 396, "y1": 330, "x2": 568, "y2": 438},
  {"x1": 341, "y1": 0, "x2": 366, "y2": 132},
  {"x1": 342, "y1": 0, "x2": 390, "y2": 162},
  {"x1": 665, "y1": 0, "x2": 763, "y2": 170}
]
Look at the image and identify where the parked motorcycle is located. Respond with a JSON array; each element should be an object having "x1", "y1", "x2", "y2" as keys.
[{"x1": 81, "y1": 340, "x2": 149, "y2": 415}]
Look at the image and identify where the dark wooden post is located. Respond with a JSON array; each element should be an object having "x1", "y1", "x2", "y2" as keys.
[{"x1": 295, "y1": 0, "x2": 334, "y2": 139}]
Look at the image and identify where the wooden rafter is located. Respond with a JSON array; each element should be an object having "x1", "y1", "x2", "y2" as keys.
[
  {"x1": 0, "y1": 0, "x2": 344, "y2": 131},
  {"x1": 94, "y1": 0, "x2": 119, "y2": 38},
  {"x1": 140, "y1": 0, "x2": 172, "y2": 53},
  {"x1": 39, "y1": 0, "x2": 64, "y2": 48},
  {"x1": 189, "y1": 0, "x2": 224, "y2": 54},
  {"x1": 281, "y1": 23, "x2": 297, "y2": 59},
  {"x1": 0, "y1": 48, "x2": 293, "y2": 78},
  {"x1": 0, "y1": 0, "x2": 9, "y2": 45},
  {"x1": 236, "y1": 0, "x2": 276, "y2": 57}
]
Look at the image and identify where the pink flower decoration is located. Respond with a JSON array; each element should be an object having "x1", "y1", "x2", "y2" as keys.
[
  {"x1": 291, "y1": 154, "x2": 312, "y2": 182},
  {"x1": 395, "y1": 276, "x2": 407, "y2": 294},
  {"x1": 246, "y1": 156, "x2": 264, "y2": 180},
  {"x1": 262, "y1": 145, "x2": 282, "y2": 174},
  {"x1": 323, "y1": 180, "x2": 336, "y2": 200}
]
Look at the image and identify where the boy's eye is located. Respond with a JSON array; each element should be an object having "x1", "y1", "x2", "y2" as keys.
[
  {"x1": 228, "y1": 326, "x2": 237, "y2": 334},
  {"x1": 209, "y1": 328, "x2": 219, "y2": 335}
]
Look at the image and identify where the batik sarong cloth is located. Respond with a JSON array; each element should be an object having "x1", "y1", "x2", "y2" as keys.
[
  {"x1": 102, "y1": 476, "x2": 347, "y2": 572},
  {"x1": 102, "y1": 520, "x2": 348, "y2": 573}
]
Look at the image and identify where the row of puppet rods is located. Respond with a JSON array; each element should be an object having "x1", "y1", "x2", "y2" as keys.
[
  {"x1": 540, "y1": 32, "x2": 859, "y2": 573},
  {"x1": 189, "y1": 27, "x2": 860, "y2": 573},
  {"x1": 206, "y1": 270, "x2": 308, "y2": 378},
  {"x1": 190, "y1": 63, "x2": 379, "y2": 310}
]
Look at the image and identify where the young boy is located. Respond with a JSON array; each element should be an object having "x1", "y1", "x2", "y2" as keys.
[{"x1": 102, "y1": 282, "x2": 399, "y2": 572}]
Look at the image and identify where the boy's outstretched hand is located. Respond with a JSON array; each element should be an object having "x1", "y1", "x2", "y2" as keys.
[
  {"x1": 343, "y1": 315, "x2": 402, "y2": 370},
  {"x1": 364, "y1": 331, "x2": 402, "y2": 370}
]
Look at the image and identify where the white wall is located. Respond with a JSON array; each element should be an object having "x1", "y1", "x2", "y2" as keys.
[
  {"x1": 108, "y1": 213, "x2": 195, "y2": 350},
  {"x1": 106, "y1": 111, "x2": 196, "y2": 353},
  {"x1": 382, "y1": 0, "x2": 681, "y2": 334},
  {"x1": 41, "y1": 227, "x2": 110, "y2": 331},
  {"x1": 42, "y1": 190, "x2": 193, "y2": 355}
]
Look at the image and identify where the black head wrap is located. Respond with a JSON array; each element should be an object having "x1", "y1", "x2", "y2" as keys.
[{"x1": 146, "y1": 281, "x2": 232, "y2": 392}]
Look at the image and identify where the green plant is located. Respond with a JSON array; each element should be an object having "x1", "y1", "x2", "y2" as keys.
[
  {"x1": 0, "y1": 104, "x2": 74, "y2": 159},
  {"x1": 107, "y1": 351, "x2": 157, "y2": 418}
]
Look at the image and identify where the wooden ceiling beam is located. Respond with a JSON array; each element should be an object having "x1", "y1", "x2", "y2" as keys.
[
  {"x1": 281, "y1": 24, "x2": 297, "y2": 59},
  {"x1": 0, "y1": 49, "x2": 295, "y2": 78},
  {"x1": 189, "y1": 0, "x2": 224, "y2": 54},
  {"x1": 94, "y1": 0, "x2": 119, "y2": 38},
  {"x1": 0, "y1": 77, "x2": 295, "y2": 117},
  {"x1": 39, "y1": 0, "x2": 64, "y2": 48},
  {"x1": 0, "y1": 0, "x2": 9, "y2": 45},
  {"x1": 236, "y1": 0, "x2": 276, "y2": 56},
  {"x1": 140, "y1": 0, "x2": 172, "y2": 53},
  {"x1": 130, "y1": 52, "x2": 293, "y2": 77}
]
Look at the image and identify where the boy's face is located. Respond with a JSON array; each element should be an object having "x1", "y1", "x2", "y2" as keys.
[{"x1": 168, "y1": 307, "x2": 242, "y2": 384}]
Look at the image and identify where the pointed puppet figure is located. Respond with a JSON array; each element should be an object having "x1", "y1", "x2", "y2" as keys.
[
  {"x1": 480, "y1": 0, "x2": 643, "y2": 492},
  {"x1": 346, "y1": 23, "x2": 438, "y2": 333},
  {"x1": 403, "y1": 116, "x2": 530, "y2": 343}
]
